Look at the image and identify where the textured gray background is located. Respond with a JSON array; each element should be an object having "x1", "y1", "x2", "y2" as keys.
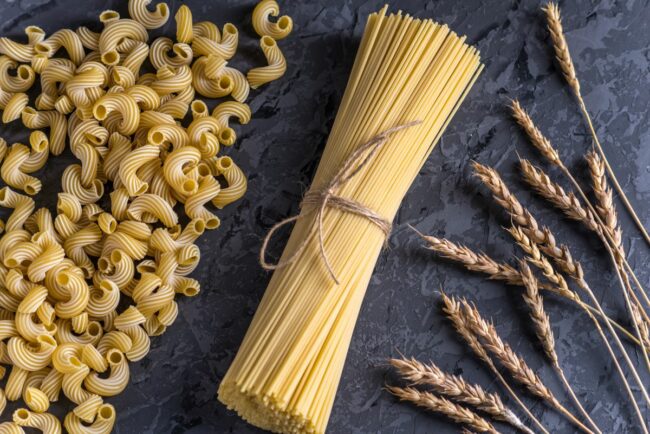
[{"x1": 0, "y1": 0, "x2": 648, "y2": 433}]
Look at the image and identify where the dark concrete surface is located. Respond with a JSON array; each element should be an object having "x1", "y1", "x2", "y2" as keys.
[{"x1": 0, "y1": 0, "x2": 649, "y2": 433}]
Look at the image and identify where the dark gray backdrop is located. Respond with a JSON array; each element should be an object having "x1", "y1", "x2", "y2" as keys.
[{"x1": 0, "y1": 0, "x2": 648, "y2": 433}]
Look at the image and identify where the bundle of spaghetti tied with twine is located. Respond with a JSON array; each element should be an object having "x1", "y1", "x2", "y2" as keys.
[{"x1": 218, "y1": 6, "x2": 482, "y2": 433}]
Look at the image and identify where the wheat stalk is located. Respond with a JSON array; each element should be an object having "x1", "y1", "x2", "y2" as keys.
[
  {"x1": 412, "y1": 225, "x2": 637, "y2": 343},
  {"x1": 441, "y1": 293, "x2": 550, "y2": 434},
  {"x1": 519, "y1": 261, "x2": 601, "y2": 434},
  {"x1": 390, "y1": 357, "x2": 532, "y2": 433},
  {"x1": 458, "y1": 297, "x2": 593, "y2": 434},
  {"x1": 473, "y1": 161, "x2": 650, "y2": 429},
  {"x1": 387, "y1": 386, "x2": 500, "y2": 433},
  {"x1": 542, "y1": 2, "x2": 650, "y2": 245}
]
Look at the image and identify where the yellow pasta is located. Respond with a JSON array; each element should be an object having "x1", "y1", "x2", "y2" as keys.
[
  {"x1": 218, "y1": 8, "x2": 482, "y2": 434},
  {"x1": 0, "y1": 1, "x2": 286, "y2": 430},
  {"x1": 252, "y1": 0, "x2": 293, "y2": 40},
  {"x1": 128, "y1": 0, "x2": 170, "y2": 30},
  {"x1": 247, "y1": 36, "x2": 287, "y2": 88}
]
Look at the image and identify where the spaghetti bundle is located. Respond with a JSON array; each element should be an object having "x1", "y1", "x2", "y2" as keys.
[{"x1": 218, "y1": 6, "x2": 482, "y2": 434}]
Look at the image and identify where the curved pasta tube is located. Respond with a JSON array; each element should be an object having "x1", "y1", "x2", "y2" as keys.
[
  {"x1": 191, "y1": 23, "x2": 238, "y2": 60},
  {"x1": 98, "y1": 19, "x2": 148, "y2": 66},
  {"x1": 94, "y1": 249, "x2": 134, "y2": 291},
  {"x1": 147, "y1": 123, "x2": 190, "y2": 150},
  {"x1": 190, "y1": 99, "x2": 208, "y2": 120},
  {"x1": 0, "y1": 57, "x2": 35, "y2": 93},
  {"x1": 84, "y1": 349, "x2": 129, "y2": 396},
  {"x1": 211, "y1": 101, "x2": 251, "y2": 145},
  {"x1": 71, "y1": 312, "x2": 89, "y2": 334},
  {"x1": 247, "y1": 36, "x2": 287, "y2": 89},
  {"x1": 21, "y1": 107, "x2": 67, "y2": 155},
  {"x1": 121, "y1": 325, "x2": 150, "y2": 361},
  {"x1": 162, "y1": 146, "x2": 201, "y2": 196},
  {"x1": 15, "y1": 312, "x2": 56, "y2": 343},
  {"x1": 157, "y1": 85, "x2": 194, "y2": 119},
  {"x1": 127, "y1": 194, "x2": 178, "y2": 227},
  {"x1": 150, "y1": 37, "x2": 192, "y2": 69},
  {"x1": 7, "y1": 335, "x2": 57, "y2": 371},
  {"x1": 34, "y1": 29, "x2": 85, "y2": 65},
  {"x1": 128, "y1": 0, "x2": 170, "y2": 29},
  {"x1": 212, "y1": 156, "x2": 247, "y2": 208},
  {"x1": 96, "y1": 330, "x2": 132, "y2": 356},
  {"x1": 1, "y1": 144, "x2": 42, "y2": 195},
  {"x1": 186, "y1": 116, "x2": 220, "y2": 157},
  {"x1": 252, "y1": 0, "x2": 293, "y2": 40},
  {"x1": 191, "y1": 56, "x2": 232, "y2": 99},
  {"x1": 61, "y1": 165, "x2": 104, "y2": 205},
  {"x1": 103, "y1": 133, "x2": 131, "y2": 182},
  {"x1": 61, "y1": 364, "x2": 93, "y2": 405},
  {"x1": 149, "y1": 65, "x2": 192, "y2": 96},
  {"x1": 101, "y1": 231, "x2": 148, "y2": 261},
  {"x1": 12, "y1": 409, "x2": 61, "y2": 434},
  {"x1": 126, "y1": 84, "x2": 160, "y2": 110},
  {"x1": 24, "y1": 387, "x2": 50, "y2": 413},
  {"x1": 0, "y1": 422, "x2": 22, "y2": 434},
  {"x1": 65, "y1": 403, "x2": 115, "y2": 434},
  {"x1": 0, "y1": 26, "x2": 45, "y2": 62},
  {"x1": 39, "y1": 369, "x2": 63, "y2": 403},
  {"x1": 121, "y1": 41, "x2": 149, "y2": 78},
  {"x1": 2, "y1": 92, "x2": 29, "y2": 124},
  {"x1": 66, "y1": 63, "x2": 108, "y2": 111},
  {"x1": 86, "y1": 280, "x2": 120, "y2": 318},
  {"x1": 51, "y1": 343, "x2": 84, "y2": 374},
  {"x1": 63, "y1": 225, "x2": 102, "y2": 279},
  {"x1": 175, "y1": 5, "x2": 193, "y2": 44},
  {"x1": 71, "y1": 395, "x2": 103, "y2": 423},
  {"x1": 185, "y1": 176, "x2": 221, "y2": 229},
  {"x1": 37, "y1": 59, "x2": 76, "y2": 110},
  {"x1": 0, "y1": 188, "x2": 34, "y2": 232},
  {"x1": 56, "y1": 319, "x2": 102, "y2": 347},
  {"x1": 92, "y1": 93, "x2": 140, "y2": 135},
  {"x1": 117, "y1": 144, "x2": 160, "y2": 196},
  {"x1": 149, "y1": 218, "x2": 205, "y2": 253},
  {"x1": 16, "y1": 285, "x2": 48, "y2": 313},
  {"x1": 76, "y1": 27, "x2": 100, "y2": 51},
  {"x1": 6, "y1": 366, "x2": 29, "y2": 401}
]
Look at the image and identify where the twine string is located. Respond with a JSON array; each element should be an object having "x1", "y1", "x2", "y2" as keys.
[{"x1": 259, "y1": 121, "x2": 422, "y2": 284}]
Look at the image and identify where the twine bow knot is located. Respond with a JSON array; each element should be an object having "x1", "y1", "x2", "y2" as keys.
[{"x1": 259, "y1": 121, "x2": 421, "y2": 284}]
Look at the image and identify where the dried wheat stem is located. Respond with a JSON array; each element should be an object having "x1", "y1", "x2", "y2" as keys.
[
  {"x1": 441, "y1": 293, "x2": 550, "y2": 434},
  {"x1": 412, "y1": 225, "x2": 640, "y2": 346},
  {"x1": 543, "y1": 1, "x2": 650, "y2": 245},
  {"x1": 473, "y1": 162, "x2": 649, "y2": 430},
  {"x1": 387, "y1": 386, "x2": 500, "y2": 433},
  {"x1": 519, "y1": 261, "x2": 601, "y2": 434},
  {"x1": 390, "y1": 358, "x2": 533, "y2": 433},
  {"x1": 459, "y1": 298, "x2": 593, "y2": 434}
]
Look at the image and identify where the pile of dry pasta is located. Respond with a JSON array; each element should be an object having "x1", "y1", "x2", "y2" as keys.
[
  {"x1": 0, "y1": 0, "x2": 291, "y2": 431},
  {"x1": 218, "y1": 6, "x2": 482, "y2": 434}
]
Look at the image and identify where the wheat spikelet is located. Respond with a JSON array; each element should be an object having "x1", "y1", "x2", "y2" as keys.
[
  {"x1": 519, "y1": 261, "x2": 558, "y2": 366},
  {"x1": 387, "y1": 386, "x2": 499, "y2": 433},
  {"x1": 510, "y1": 100, "x2": 561, "y2": 165},
  {"x1": 543, "y1": 2, "x2": 580, "y2": 97},
  {"x1": 411, "y1": 227, "x2": 522, "y2": 286},
  {"x1": 585, "y1": 151, "x2": 623, "y2": 252},
  {"x1": 519, "y1": 159, "x2": 600, "y2": 233},
  {"x1": 390, "y1": 358, "x2": 524, "y2": 427},
  {"x1": 458, "y1": 298, "x2": 559, "y2": 406},
  {"x1": 441, "y1": 292, "x2": 492, "y2": 364}
]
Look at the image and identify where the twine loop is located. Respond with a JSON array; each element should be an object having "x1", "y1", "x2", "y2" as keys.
[{"x1": 259, "y1": 121, "x2": 421, "y2": 284}]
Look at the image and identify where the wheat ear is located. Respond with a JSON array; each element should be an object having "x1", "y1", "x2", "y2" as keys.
[
  {"x1": 519, "y1": 261, "x2": 601, "y2": 434},
  {"x1": 473, "y1": 162, "x2": 650, "y2": 429},
  {"x1": 441, "y1": 293, "x2": 549, "y2": 434},
  {"x1": 387, "y1": 386, "x2": 499, "y2": 433},
  {"x1": 543, "y1": 2, "x2": 650, "y2": 245},
  {"x1": 458, "y1": 298, "x2": 593, "y2": 434},
  {"x1": 412, "y1": 225, "x2": 637, "y2": 344},
  {"x1": 519, "y1": 157, "x2": 650, "y2": 375},
  {"x1": 510, "y1": 99, "x2": 648, "y2": 313},
  {"x1": 390, "y1": 357, "x2": 532, "y2": 433}
]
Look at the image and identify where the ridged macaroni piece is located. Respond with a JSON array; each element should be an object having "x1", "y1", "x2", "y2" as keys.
[
  {"x1": 247, "y1": 36, "x2": 287, "y2": 89},
  {"x1": 128, "y1": 0, "x2": 170, "y2": 30},
  {"x1": 191, "y1": 24, "x2": 239, "y2": 60},
  {"x1": 219, "y1": 8, "x2": 481, "y2": 434},
  {"x1": 0, "y1": 1, "x2": 290, "y2": 430},
  {"x1": 252, "y1": 0, "x2": 293, "y2": 40}
]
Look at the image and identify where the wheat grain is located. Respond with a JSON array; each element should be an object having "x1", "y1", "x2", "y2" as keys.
[
  {"x1": 387, "y1": 386, "x2": 499, "y2": 433},
  {"x1": 585, "y1": 151, "x2": 623, "y2": 252}
]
